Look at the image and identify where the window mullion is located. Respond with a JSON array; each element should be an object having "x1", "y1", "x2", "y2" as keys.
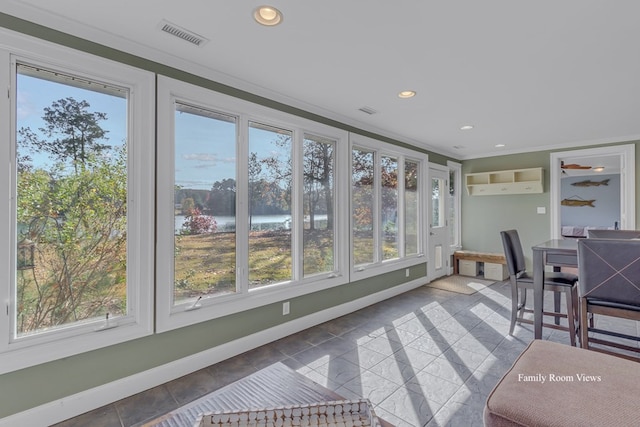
[
  {"x1": 291, "y1": 129, "x2": 303, "y2": 282},
  {"x1": 1, "y1": 50, "x2": 13, "y2": 353},
  {"x1": 236, "y1": 114, "x2": 250, "y2": 294},
  {"x1": 397, "y1": 157, "x2": 406, "y2": 258},
  {"x1": 374, "y1": 151, "x2": 382, "y2": 263}
]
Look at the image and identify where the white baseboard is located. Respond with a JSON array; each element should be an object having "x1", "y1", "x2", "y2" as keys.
[{"x1": 0, "y1": 278, "x2": 426, "y2": 427}]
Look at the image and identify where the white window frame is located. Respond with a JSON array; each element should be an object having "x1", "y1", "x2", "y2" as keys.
[
  {"x1": 350, "y1": 134, "x2": 428, "y2": 281},
  {"x1": 156, "y1": 76, "x2": 349, "y2": 332},
  {"x1": 0, "y1": 28, "x2": 155, "y2": 374},
  {"x1": 447, "y1": 160, "x2": 462, "y2": 252}
]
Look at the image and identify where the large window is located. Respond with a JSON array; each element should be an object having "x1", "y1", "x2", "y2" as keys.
[
  {"x1": 352, "y1": 148, "x2": 375, "y2": 265},
  {"x1": 1, "y1": 28, "x2": 432, "y2": 373},
  {"x1": 174, "y1": 103, "x2": 238, "y2": 304},
  {"x1": 156, "y1": 76, "x2": 348, "y2": 331},
  {"x1": 303, "y1": 134, "x2": 336, "y2": 277},
  {"x1": 381, "y1": 156, "x2": 399, "y2": 260},
  {"x1": 351, "y1": 135, "x2": 427, "y2": 277},
  {"x1": 404, "y1": 160, "x2": 419, "y2": 255},
  {"x1": 248, "y1": 122, "x2": 293, "y2": 288},
  {"x1": 0, "y1": 35, "x2": 154, "y2": 373},
  {"x1": 15, "y1": 65, "x2": 129, "y2": 337},
  {"x1": 448, "y1": 161, "x2": 462, "y2": 249}
]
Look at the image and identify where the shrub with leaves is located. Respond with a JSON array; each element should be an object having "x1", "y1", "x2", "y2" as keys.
[{"x1": 181, "y1": 208, "x2": 217, "y2": 235}]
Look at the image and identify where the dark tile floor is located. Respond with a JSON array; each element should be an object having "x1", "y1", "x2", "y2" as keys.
[{"x1": 54, "y1": 279, "x2": 639, "y2": 427}]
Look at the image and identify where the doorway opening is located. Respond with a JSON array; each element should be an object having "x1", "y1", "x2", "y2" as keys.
[{"x1": 550, "y1": 144, "x2": 635, "y2": 239}]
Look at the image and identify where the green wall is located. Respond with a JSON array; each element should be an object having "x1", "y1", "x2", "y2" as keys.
[
  {"x1": 0, "y1": 12, "x2": 446, "y2": 420},
  {"x1": 6, "y1": 9, "x2": 637, "y2": 420},
  {"x1": 461, "y1": 142, "x2": 640, "y2": 268},
  {"x1": 0, "y1": 264, "x2": 427, "y2": 417}
]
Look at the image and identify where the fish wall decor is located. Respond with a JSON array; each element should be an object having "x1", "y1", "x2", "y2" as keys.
[
  {"x1": 561, "y1": 198, "x2": 595, "y2": 207},
  {"x1": 570, "y1": 179, "x2": 610, "y2": 187},
  {"x1": 561, "y1": 163, "x2": 591, "y2": 169}
]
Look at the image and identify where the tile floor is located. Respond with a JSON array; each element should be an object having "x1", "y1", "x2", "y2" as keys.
[{"x1": 54, "y1": 279, "x2": 639, "y2": 427}]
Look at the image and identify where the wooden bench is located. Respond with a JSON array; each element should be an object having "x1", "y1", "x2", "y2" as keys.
[
  {"x1": 453, "y1": 250, "x2": 506, "y2": 275},
  {"x1": 485, "y1": 339, "x2": 640, "y2": 426}
]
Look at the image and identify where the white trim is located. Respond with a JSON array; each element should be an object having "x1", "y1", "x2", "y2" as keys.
[
  {"x1": 0, "y1": 27, "x2": 155, "y2": 374},
  {"x1": 156, "y1": 75, "x2": 350, "y2": 333},
  {"x1": 427, "y1": 164, "x2": 450, "y2": 281},
  {"x1": 349, "y1": 133, "x2": 429, "y2": 281},
  {"x1": 447, "y1": 161, "x2": 462, "y2": 260},
  {"x1": 550, "y1": 144, "x2": 635, "y2": 239},
  {"x1": 0, "y1": 49, "x2": 11, "y2": 358},
  {"x1": 0, "y1": 277, "x2": 427, "y2": 427}
]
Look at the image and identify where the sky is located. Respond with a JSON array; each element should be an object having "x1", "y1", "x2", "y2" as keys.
[
  {"x1": 17, "y1": 70, "x2": 289, "y2": 191},
  {"x1": 174, "y1": 109, "x2": 236, "y2": 190},
  {"x1": 17, "y1": 72, "x2": 127, "y2": 168},
  {"x1": 175, "y1": 110, "x2": 290, "y2": 190}
]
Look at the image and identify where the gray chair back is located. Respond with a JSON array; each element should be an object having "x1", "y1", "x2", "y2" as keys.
[
  {"x1": 500, "y1": 230, "x2": 526, "y2": 277},
  {"x1": 587, "y1": 229, "x2": 640, "y2": 239},
  {"x1": 577, "y1": 238, "x2": 640, "y2": 305}
]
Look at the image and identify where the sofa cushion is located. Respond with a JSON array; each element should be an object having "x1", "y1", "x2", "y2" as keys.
[{"x1": 484, "y1": 339, "x2": 640, "y2": 427}]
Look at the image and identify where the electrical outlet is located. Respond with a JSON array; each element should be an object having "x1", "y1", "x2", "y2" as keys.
[
  {"x1": 282, "y1": 301, "x2": 290, "y2": 315},
  {"x1": 405, "y1": 268, "x2": 410, "y2": 277}
]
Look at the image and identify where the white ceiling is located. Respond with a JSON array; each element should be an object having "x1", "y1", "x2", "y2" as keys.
[{"x1": 4, "y1": 1, "x2": 640, "y2": 159}]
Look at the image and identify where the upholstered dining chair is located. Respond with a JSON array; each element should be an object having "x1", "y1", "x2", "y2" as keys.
[
  {"x1": 500, "y1": 230, "x2": 579, "y2": 345},
  {"x1": 577, "y1": 238, "x2": 640, "y2": 360},
  {"x1": 587, "y1": 229, "x2": 640, "y2": 239}
]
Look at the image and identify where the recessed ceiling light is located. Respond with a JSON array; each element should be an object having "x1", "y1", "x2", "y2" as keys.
[
  {"x1": 495, "y1": 144, "x2": 505, "y2": 148},
  {"x1": 254, "y1": 6, "x2": 283, "y2": 26},
  {"x1": 398, "y1": 90, "x2": 416, "y2": 99},
  {"x1": 593, "y1": 166, "x2": 605, "y2": 172},
  {"x1": 460, "y1": 125, "x2": 474, "y2": 130}
]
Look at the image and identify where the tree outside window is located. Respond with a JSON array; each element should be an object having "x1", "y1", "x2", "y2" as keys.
[{"x1": 16, "y1": 68, "x2": 128, "y2": 336}]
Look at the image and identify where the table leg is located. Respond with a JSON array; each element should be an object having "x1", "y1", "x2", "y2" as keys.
[{"x1": 532, "y1": 249, "x2": 544, "y2": 339}]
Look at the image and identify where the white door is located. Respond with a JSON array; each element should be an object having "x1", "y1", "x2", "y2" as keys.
[{"x1": 429, "y1": 166, "x2": 450, "y2": 280}]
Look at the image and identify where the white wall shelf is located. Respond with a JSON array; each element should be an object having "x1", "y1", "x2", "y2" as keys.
[{"x1": 465, "y1": 167, "x2": 543, "y2": 195}]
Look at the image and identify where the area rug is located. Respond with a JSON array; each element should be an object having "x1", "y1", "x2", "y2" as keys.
[
  {"x1": 139, "y1": 363, "x2": 373, "y2": 427},
  {"x1": 426, "y1": 275, "x2": 497, "y2": 295}
]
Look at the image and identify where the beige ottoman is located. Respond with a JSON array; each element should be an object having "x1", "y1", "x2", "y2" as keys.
[{"x1": 484, "y1": 339, "x2": 640, "y2": 427}]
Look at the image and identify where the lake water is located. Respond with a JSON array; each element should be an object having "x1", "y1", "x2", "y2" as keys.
[{"x1": 175, "y1": 214, "x2": 328, "y2": 233}]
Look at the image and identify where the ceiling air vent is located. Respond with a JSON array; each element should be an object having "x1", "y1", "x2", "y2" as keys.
[
  {"x1": 159, "y1": 20, "x2": 209, "y2": 47},
  {"x1": 358, "y1": 106, "x2": 377, "y2": 115}
]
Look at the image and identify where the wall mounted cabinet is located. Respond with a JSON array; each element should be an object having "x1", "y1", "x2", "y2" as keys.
[{"x1": 465, "y1": 167, "x2": 543, "y2": 195}]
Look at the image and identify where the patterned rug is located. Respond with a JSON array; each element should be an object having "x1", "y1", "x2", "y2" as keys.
[{"x1": 426, "y1": 275, "x2": 497, "y2": 295}]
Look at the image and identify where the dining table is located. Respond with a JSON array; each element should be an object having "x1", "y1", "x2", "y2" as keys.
[{"x1": 531, "y1": 238, "x2": 579, "y2": 339}]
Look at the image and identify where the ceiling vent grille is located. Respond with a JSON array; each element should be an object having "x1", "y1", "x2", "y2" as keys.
[
  {"x1": 358, "y1": 106, "x2": 377, "y2": 115},
  {"x1": 159, "y1": 20, "x2": 209, "y2": 47}
]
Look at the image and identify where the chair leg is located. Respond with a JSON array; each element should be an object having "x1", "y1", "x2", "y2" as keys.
[
  {"x1": 580, "y1": 297, "x2": 590, "y2": 349},
  {"x1": 509, "y1": 280, "x2": 518, "y2": 335},
  {"x1": 565, "y1": 289, "x2": 576, "y2": 347},
  {"x1": 554, "y1": 291, "x2": 562, "y2": 325},
  {"x1": 572, "y1": 286, "x2": 580, "y2": 346},
  {"x1": 517, "y1": 288, "x2": 527, "y2": 323}
]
